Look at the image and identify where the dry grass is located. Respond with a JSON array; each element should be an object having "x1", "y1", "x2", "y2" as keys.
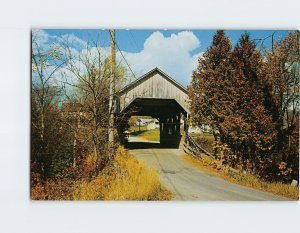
[
  {"x1": 32, "y1": 147, "x2": 172, "y2": 200},
  {"x1": 73, "y1": 147, "x2": 172, "y2": 200},
  {"x1": 183, "y1": 154, "x2": 299, "y2": 200}
]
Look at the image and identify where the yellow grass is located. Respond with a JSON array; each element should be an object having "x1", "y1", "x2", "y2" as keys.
[
  {"x1": 73, "y1": 147, "x2": 172, "y2": 200},
  {"x1": 183, "y1": 154, "x2": 299, "y2": 200}
]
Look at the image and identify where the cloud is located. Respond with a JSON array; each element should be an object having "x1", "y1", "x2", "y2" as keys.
[
  {"x1": 58, "y1": 34, "x2": 88, "y2": 50},
  {"x1": 122, "y1": 31, "x2": 202, "y2": 86},
  {"x1": 32, "y1": 29, "x2": 50, "y2": 49},
  {"x1": 32, "y1": 30, "x2": 203, "y2": 87}
]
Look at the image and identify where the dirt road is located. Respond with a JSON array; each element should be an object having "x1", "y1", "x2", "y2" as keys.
[{"x1": 128, "y1": 136, "x2": 289, "y2": 201}]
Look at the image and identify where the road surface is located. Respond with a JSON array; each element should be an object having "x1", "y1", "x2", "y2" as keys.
[{"x1": 128, "y1": 136, "x2": 289, "y2": 201}]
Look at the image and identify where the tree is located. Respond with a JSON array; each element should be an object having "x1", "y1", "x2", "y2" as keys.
[
  {"x1": 31, "y1": 30, "x2": 69, "y2": 178},
  {"x1": 189, "y1": 30, "x2": 232, "y2": 155},
  {"x1": 60, "y1": 37, "x2": 128, "y2": 170},
  {"x1": 262, "y1": 31, "x2": 299, "y2": 180},
  {"x1": 220, "y1": 33, "x2": 277, "y2": 169},
  {"x1": 190, "y1": 31, "x2": 282, "y2": 177}
]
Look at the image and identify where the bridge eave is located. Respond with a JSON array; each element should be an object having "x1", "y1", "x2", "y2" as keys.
[{"x1": 119, "y1": 97, "x2": 190, "y2": 116}]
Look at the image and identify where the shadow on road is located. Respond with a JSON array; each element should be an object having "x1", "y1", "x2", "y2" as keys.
[{"x1": 125, "y1": 141, "x2": 179, "y2": 149}]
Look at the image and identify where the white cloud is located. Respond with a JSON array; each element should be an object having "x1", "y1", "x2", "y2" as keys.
[
  {"x1": 32, "y1": 30, "x2": 203, "y2": 87},
  {"x1": 58, "y1": 34, "x2": 88, "y2": 50},
  {"x1": 122, "y1": 31, "x2": 202, "y2": 86},
  {"x1": 32, "y1": 29, "x2": 49, "y2": 46}
]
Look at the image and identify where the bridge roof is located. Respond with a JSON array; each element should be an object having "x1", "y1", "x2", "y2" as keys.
[{"x1": 118, "y1": 67, "x2": 188, "y2": 95}]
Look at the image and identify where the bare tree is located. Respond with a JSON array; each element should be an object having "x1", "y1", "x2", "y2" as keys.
[
  {"x1": 31, "y1": 30, "x2": 65, "y2": 176},
  {"x1": 60, "y1": 37, "x2": 115, "y2": 168}
]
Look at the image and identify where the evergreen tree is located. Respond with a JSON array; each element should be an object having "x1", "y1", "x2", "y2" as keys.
[{"x1": 189, "y1": 30, "x2": 232, "y2": 155}]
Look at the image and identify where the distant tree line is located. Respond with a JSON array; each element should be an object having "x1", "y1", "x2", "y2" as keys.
[{"x1": 189, "y1": 30, "x2": 299, "y2": 182}]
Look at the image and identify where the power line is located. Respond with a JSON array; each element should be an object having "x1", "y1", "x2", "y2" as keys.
[
  {"x1": 116, "y1": 44, "x2": 137, "y2": 80},
  {"x1": 109, "y1": 30, "x2": 137, "y2": 80},
  {"x1": 129, "y1": 30, "x2": 140, "y2": 51}
]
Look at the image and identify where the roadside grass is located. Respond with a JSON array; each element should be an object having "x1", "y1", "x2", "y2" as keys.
[
  {"x1": 74, "y1": 147, "x2": 172, "y2": 200},
  {"x1": 32, "y1": 147, "x2": 172, "y2": 200},
  {"x1": 183, "y1": 154, "x2": 299, "y2": 200}
]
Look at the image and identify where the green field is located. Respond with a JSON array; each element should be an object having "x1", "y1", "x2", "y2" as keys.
[
  {"x1": 138, "y1": 128, "x2": 160, "y2": 141},
  {"x1": 129, "y1": 126, "x2": 160, "y2": 142},
  {"x1": 129, "y1": 125, "x2": 148, "y2": 133}
]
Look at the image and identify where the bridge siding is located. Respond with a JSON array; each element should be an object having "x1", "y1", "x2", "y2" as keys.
[{"x1": 119, "y1": 71, "x2": 189, "y2": 112}]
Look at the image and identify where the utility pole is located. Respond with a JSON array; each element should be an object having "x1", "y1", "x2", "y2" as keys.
[{"x1": 108, "y1": 29, "x2": 116, "y2": 146}]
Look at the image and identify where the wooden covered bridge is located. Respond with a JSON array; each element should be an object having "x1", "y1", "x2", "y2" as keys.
[{"x1": 117, "y1": 67, "x2": 190, "y2": 146}]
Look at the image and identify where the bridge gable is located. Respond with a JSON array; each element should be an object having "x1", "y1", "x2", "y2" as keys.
[{"x1": 118, "y1": 68, "x2": 189, "y2": 113}]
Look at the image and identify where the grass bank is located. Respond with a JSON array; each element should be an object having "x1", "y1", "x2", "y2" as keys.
[
  {"x1": 74, "y1": 147, "x2": 171, "y2": 200},
  {"x1": 32, "y1": 147, "x2": 172, "y2": 200},
  {"x1": 183, "y1": 154, "x2": 299, "y2": 200}
]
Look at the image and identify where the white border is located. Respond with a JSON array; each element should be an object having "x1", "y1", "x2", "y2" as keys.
[{"x1": 0, "y1": 1, "x2": 299, "y2": 233}]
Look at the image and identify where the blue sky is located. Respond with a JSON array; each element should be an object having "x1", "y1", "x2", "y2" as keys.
[{"x1": 40, "y1": 29, "x2": 291, "y2": 86}]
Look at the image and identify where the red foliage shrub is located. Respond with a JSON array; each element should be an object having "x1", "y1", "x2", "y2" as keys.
[{"x1": 31, "y1": 177, "x2": 74, "y2": 200}]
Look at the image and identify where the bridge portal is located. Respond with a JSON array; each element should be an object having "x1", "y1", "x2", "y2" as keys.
[{"x1": 117, "y1": 68, "x2": 189, "y2": 147}]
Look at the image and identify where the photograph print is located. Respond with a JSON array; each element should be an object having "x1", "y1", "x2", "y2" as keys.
[{"x1": 31, "y1": 29, "x2": 299, "y2": 200}]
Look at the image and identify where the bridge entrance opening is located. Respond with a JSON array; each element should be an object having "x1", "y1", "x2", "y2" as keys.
[{"x1": 119, "y1": 98, "x2": 187, "y2": 148}]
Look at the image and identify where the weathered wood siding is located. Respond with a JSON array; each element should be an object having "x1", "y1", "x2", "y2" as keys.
[{"x1": 118, "y1": 70, "x2": 189, "y2": 112}]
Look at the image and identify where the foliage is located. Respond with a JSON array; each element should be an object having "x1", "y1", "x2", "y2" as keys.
[
  {"x1": 189, "y1": 30, "x2": 299, "y2": 182},
  {"x1": 31, "y1": 30, "x2": 129, "y2": 182},
  {"x1": 31, "y1": 176, "x2": 74, "y2": 200},
  {"x1": 31, "y1": 34, "x2": 74, "y2": 178},
  {"x1": 189, "y1": 30, "x2": 232, "y2": 133}
]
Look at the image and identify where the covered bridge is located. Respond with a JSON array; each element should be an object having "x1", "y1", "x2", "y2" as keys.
[{"x1": 117, "y1": 67, "x2": 190, "y2": 146}]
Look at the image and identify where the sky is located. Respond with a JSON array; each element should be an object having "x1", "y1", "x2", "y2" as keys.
[{"x1": 36, "y1": 29, "x2": 292, "y2": 87}]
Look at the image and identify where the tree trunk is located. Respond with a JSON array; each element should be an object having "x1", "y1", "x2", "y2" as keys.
[
  {"x1": 40, "y1": 106, "x2": 45, "y2": 175},
  {"x1": 73, "y1": 131, "x2": 77, "y2": 168},
  {"x1": 93, "y1": 139, "x2": 98, "y2": 166},
  {"x1": 213, "y1": 129, "x2": 218, "y2": 157}
]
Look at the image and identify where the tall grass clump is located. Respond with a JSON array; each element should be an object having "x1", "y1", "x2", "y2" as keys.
[{"x1": 74, "y1": 147, "x2": 172, "y2": 200}]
